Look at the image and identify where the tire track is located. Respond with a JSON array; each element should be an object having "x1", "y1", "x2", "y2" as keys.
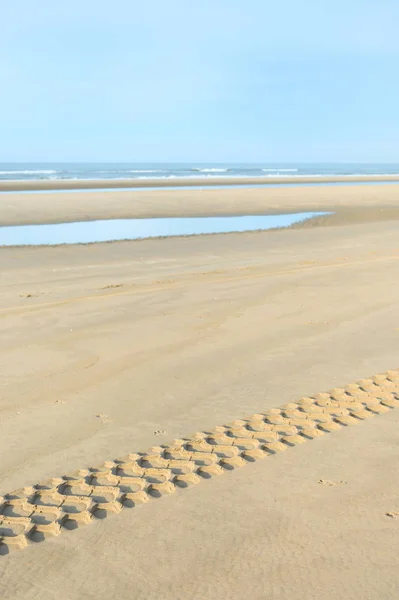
[{"x1": 1, "y1": 369, "x2": 398, "y2": 555}]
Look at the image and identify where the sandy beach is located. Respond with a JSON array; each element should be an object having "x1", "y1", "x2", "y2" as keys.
[
  {"x1": 1, "y1": 183, "x2": 399, "y2": 599},
  {"x1": 2, "y1": 182, "x2": 399, "y2": 227}
]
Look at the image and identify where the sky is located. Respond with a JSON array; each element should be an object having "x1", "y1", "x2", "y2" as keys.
[{"x1": 1, "y1": 0, "x2": 399, "y2": 162}]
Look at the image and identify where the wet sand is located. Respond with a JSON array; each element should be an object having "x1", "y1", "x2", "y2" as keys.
[
  {"x1": 1, "y1": 184, "x2": 399, "y2": 599},
  {"x1": 1, "y1": 173, "x2": 399, "y2": 192}
]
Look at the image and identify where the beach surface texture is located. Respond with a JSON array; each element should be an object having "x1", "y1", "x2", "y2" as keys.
[{"x1": 1, "y1": 183, "x2": 399, "y2": 599}]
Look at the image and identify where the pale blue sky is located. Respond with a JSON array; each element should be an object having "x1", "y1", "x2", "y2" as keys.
[{"x1": 1, "y1": 1, "x2": 398, "y2": 162}]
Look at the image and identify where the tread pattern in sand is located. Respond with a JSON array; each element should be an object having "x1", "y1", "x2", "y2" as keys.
[{"x1": 1, "y1": 369, "x2": 399, "y2": 555}]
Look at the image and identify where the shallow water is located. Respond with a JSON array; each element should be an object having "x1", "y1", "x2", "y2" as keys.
[{"x1": 0, "y1": 212, "x2": 329, "y2": 247}]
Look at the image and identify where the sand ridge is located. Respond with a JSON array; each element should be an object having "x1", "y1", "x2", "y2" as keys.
[{"x1": 1, "y1": 369, "x2": 398, "y2": 556}]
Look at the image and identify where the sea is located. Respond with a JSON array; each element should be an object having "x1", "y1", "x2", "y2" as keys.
[{"x1": 1, "y1": 163, "x2": 399, "y2": 183}]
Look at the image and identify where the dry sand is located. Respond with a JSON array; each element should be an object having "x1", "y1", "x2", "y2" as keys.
[
  {"x1": 1, "y1": 183, "x2": 399, "y2": 599},
  {"x1": 2, "y1": 182, "x2": 399, "y2": 227}
]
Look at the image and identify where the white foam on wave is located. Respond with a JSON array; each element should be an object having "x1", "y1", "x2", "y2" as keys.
[
  {"x1": 129, "y1": 169, "x2": 168, "y2": 173},
  {"x1": 0, "y1": 169, "x2": 57, "y2": 175},
  {"x1": 191, "y1": 168, "x2": 230, "y2": 173},
  {"x1": 136, "y1": 175, "x2": 177, "y2": 179},
  {"x1": 262, "y1": 169, "x2": 298, "y2": 172},
  {"x1": 93, "y1": 169, "x2": 167, "y2": 174},
  {"x1": 135, "y1": 173, "x2": 250, "y2": 180}
]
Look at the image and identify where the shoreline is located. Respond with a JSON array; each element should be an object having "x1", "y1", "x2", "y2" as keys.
[{"x1": 2, "y1": 173, "x2": 399, "y2": 192}]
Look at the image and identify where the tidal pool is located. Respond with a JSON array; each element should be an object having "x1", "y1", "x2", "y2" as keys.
[{"x1": 0, "y1": 212, "x2": 330, "y2": 247}]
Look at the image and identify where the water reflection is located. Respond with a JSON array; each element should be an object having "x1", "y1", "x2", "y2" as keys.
[{"x1": 0, "y1": 212, "x2": 330, "y2": 247}]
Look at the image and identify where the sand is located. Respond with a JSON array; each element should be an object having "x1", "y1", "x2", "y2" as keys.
[
  {"x1": 1, "y1": 174, "x2": 399, "y2": 192},
  {"x1": 1, "y1": 183, "x2": 399, "y2": 598},
  {"x1": 2, "y1": 182, "x2": 399, "y2": 227},
  {"x1": 1, "y1": 370, "x2": 398, "y2": 554}
]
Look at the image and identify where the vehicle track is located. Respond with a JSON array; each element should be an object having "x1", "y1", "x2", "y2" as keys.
[{"x1": 1, "y1": 369, "x2": 398, "y2": 555}]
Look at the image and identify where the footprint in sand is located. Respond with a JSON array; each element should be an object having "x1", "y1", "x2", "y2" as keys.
[
  {"x1": 153, "y1": 429, "x2": 167, "y2": 436},
  {"x1": 317, "y1": 479, "x2": 347, "y2": 487},
  {"x1": 96, "y1": 414, "x2": 111, "y2": 424},
  {"x1": 19, "y1": 292, "x2": 45, "y2": 298},
  {"x1": 101, "y1": 284, "x2": 124, "y2": 290}
]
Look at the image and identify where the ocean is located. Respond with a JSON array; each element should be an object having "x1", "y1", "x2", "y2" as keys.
[{"x1": 1, "y1": 163, "x2": 399, "y2": 182}]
